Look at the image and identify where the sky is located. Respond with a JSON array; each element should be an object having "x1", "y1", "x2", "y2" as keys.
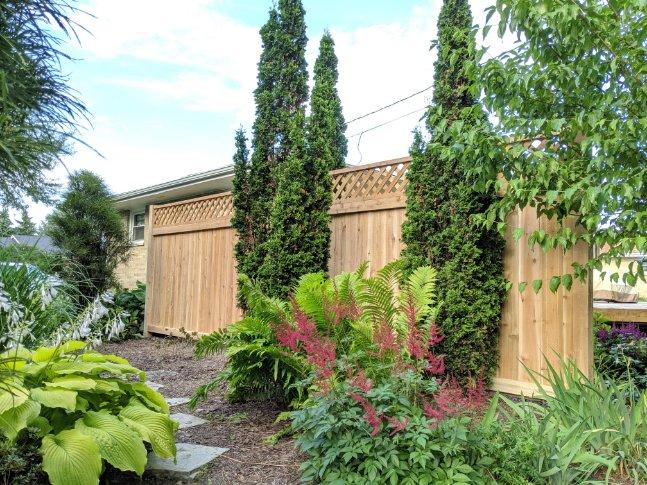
[{"x1": 27, "y1": 0, "x2": 511, "y2": 223}]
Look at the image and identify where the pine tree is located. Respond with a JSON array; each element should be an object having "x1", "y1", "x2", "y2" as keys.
[
  {"x1": 15, "y1": 207, "x2": 36, "y2": 235},
  {"x1": 308, "y1": 31, "x2": 347, "y2": 171},
  {"x1": 401, "y1": 0, "x2": 506, "y2": 384},
  {"x1": 245, "y1": 0, "x2": 309, "y2": 284},
  {"x1": 0, "y1": 207, "x2": 13, "y2": 237},
  {"x1": 231, "y1": 128, "x2": 253, "y2": 301},
  {"x1": 48, "y1": 170, "x2": 131, "y2": 300}
]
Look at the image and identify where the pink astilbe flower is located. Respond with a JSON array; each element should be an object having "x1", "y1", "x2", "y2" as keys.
[
  {"x1": 293, "y1": 305, "x2": 316, "y2": 341},
  {"x1": 325, "y1": 289, "x2": 362, "y2": 326},
  {"x1": 373, "y1": 320, "x2": 399, "y2": 355},
  {"x1": 274, "y1": 323, "x2": 300, "y2": 352},
  {"x1": 422, "y1": 398, "x2": 445, "y2": 427},
  {"x1": 349, "y1": 369, "x2": 373, "y2": 392},
  {"x1": 427, "y1": 353, "x2": 445, "y2": 375},
  {"x1": 304, "y1": 338, "x2": 336, "y2": 379},
  {"x1": 350, "y1": 392, "x2": 382, "y2": 436},
  {"x1": 386, "y1": 415, "x2": 410, "y2": 436},
  {"x1": 428, "y1": 324, "x2": 444, "y2": 346},
  {"x1": 466, "y1": 378, "x2": 488, "y2": 409},
  {"x1": 423, "y1": 378, "x2": 489, "y2": 427}
]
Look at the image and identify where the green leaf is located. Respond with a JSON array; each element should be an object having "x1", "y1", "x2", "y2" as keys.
[
  {"x1": 532, "y1": 279, "x2": 543, "y2": 294},
  {"x1": 45, "y1": 375, "x2": 97, "y2": 391},
  {"x1": 76, "y1": 411, "x2": 147, "y2": 475},
  {"x1": 41, "y1": 429, "x2": 102, "y2": 485},
  {"x1": 0, "y1": 378, "x2": 28, "y2": 413},
  {"x1": 562, "y1": 274, "x2": 573, "y2": 291},
  {"x1": 119, "y1": 399, "x2": 177, "y2": 459},
  {"x1": 513, "y1": 227, "x2": 524, "y2": 242},
  {"x1": 31, "y1": 387, "x2": 77, "y2": 411},
  {"x1": 518, "y1": 282, "x2": 527, "y2": 293},
  {"x1": 130, "y1": 382, "x2": 169, "y2": 414},
  {"x1": 549, "y1": 276, "x2": 561, "y2": 293},
  {"x1": 0, "y1": 399, "x2": 40, "y2": 440}
]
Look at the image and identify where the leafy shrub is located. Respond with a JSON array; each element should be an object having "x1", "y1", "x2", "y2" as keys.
[
  {"x1": 111, "y1": 282, "x2": 146, "y2": 341},
  {"x1": 192, "y1": 275, "x2": 309, "y2": 405},
  {"x1": 595, "y1": 323, "x2": 647, "y2": 389},
  {"x1": 0, "y1": 262, "x2": 129, "y2": 351},
  {"x1": 0, "y1": 341, "x2": 177, "y2": 485},
  {"x1": 506, "y1": 360, "x2": 647, "y2": 483},
  {"x1": 193, "y1": 261, "x2": 442, "y2": 406},
  {"x1": 0, "y1": 429, "x2": 45, "y2": 485}
]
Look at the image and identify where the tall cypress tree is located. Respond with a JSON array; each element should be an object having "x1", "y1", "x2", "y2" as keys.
[
  {"x1": 258, "y1": 111, "x2": 318, "y2": 298},
  {"x1": 246, "y1": 8, "x2": 281, "y2": 281},
  {"x1": 231, "y1": 128, "x2": 252, "y2": 291},
  {"x1": 401, "y1": 0, "x2": 506, "y2": 384},
  {"x1": 308, "y1": 31, "x2": 347, "y2": 171},
  {"x1": 245, "y1": 0, "x2": 309, "y2": 284}
]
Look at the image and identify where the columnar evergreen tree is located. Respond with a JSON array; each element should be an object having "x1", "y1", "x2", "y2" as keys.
[
  {"x1": 258, "y1": 111, "x2": 321, "y2": 298},
  {"x1": 295, "y1": 31, "x2": 347, "y2": 278},
  {"x1": 401, "y1": 0, "x2": 506, "y2": 384},
  {"x1": 48, "y1": 170, "x2": 131, "y2": 300},
  {"x1": 231, "y1": 128, "x2": 253, "y2": 302},
  {"x1": 0, "y1": 207, "x2": 12, "y2": 237},
  {"x1": 243, "y1": 0, "x2": 309, "y2": 293},
  {"x1": 308, "y1": 31, "x2": 347, "y2": 171},
  {"x1": 15, "y1": 208, "x2": 37, "y2": 235}
]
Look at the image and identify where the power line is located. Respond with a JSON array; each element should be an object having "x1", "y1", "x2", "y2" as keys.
[
  {"x1": 346, "y1": 84, "x2": 433, "y2": 125},
  {"x1": 348, "y1": 106, "x2": 428, "y2": 138}
]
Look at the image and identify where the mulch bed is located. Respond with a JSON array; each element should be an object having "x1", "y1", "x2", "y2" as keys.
[{"x1": 99, "y1": 337, "x2": 302, "y2": 484}]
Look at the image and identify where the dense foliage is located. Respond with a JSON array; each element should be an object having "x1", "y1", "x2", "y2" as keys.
[
  {"x1": 112, "y1": 283, "x2": 146, "y2": 341},
  {"x1": 0, "y1": 260, "x2": 129, "y2": 351},
  {"x1": 0, "y1": 342, "x2": 177, "y2": 485},
  {"x1": 0, "y1": 429, "x2": 45, "y2": 484},
  {"x1": 231, "y1": 128, "x2": 253, "y2": 304},
  {"x1": 259, "y1": 111, "x2": 333, "y2": 298},
  {"x1": 47, "y1": 170, "x2": 131, "y2": 300},
  {"x1": 14, "y1": 209, "x2": 37, "y2": 236},
  {"x1": 596, "y1": 323, "x2": 647, "y2": 390},
  {"x1": 0, "y1": 208, "x2": 11, "y2": 237},
  {"x1": 307, "y1": 31, "x2": 347, "y2": 172},
  {"x1": 401, "y1": 0, "x2": 506, "y2": 384},
  {"x1": 454, "y1": 0, "x2": 647, "y2": 287},
  {"x1": 0, "y1": 0, "x2": 87, "y2": 208},
  {"x1": 244, "y1": 0, "x2": 309, "y2": 285}
]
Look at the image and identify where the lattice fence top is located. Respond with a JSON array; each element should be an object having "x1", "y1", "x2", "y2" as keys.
[
  {"x1": 153, "y1": 192, "x2": 233, "y2": 228},
  {"x1": 152, "y1": 158, "x2": 411, "y2": 228},
  {"x1": 332, "y1": 158, "x2": 410, "y2": 203}
]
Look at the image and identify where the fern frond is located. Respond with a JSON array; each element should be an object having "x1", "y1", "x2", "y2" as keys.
[
  {"x1": 194, "y1": 331, "x2": 228, "y2": 357},
  {"x1": 295, "y1": 272, "x2": 331, "y2": 326}
]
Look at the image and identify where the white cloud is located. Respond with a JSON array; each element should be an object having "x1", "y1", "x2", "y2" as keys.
[{"x1": 28, "y1": 0, "x2": 515, "y2": 222}]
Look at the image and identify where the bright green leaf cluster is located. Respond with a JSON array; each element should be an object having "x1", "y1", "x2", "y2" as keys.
[{"x1": 0, "y1": 342, "x2": 177, "y2": 485}]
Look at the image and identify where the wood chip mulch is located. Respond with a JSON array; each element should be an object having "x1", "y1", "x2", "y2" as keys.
[{"x1": 100, "y1": 337, "x2": 302, "y2": 485}]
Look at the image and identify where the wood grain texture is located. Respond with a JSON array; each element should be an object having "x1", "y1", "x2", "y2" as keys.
[{"x1": 143, "y1": 158, "x2": 593, "y2": 392}]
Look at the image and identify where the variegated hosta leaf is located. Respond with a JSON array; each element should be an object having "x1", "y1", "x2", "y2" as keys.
[
  {"x1": 41, "y1": 429, "x2": 102, "y2": 485},
  {"x1": 119, "y1": 399, "x2": 177, "y2": 459},
  {"x1": 75, "y1": 411, "x2": 147, "y2": 475},
  {"x1": 0, "y1": 399, "x2": 40, "y2": 440}
]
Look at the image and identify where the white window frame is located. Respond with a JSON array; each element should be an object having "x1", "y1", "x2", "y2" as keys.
[{"x1": 130, "y1": 209, "x2": 146, "y2": 245}]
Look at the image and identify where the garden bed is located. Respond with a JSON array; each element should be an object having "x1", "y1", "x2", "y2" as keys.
[{"x1": 100, "y1": 337, "x2": 302, "y2": 484}]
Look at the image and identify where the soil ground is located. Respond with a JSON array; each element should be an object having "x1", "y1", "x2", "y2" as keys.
[{"x1": 99, "y1": 337, "x2": 302, "y2": 485}]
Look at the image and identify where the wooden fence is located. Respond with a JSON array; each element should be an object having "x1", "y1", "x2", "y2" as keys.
[{"x1": 144, "y1": 157, "x2": 592, "y2": 395}]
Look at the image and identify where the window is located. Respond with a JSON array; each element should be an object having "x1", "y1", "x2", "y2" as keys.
[{"x1": 131, "y1": 211, "x2": 145, "y2": 243}]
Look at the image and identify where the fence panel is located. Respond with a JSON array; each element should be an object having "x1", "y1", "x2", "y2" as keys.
[{"x1": 144, "y1": 158, "x2": 592, "y2": 394}]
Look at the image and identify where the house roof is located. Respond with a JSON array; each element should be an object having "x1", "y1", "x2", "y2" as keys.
[
  {"x1": 0, "y1": 235, "x2": 58, "y2": 253},
  {"x1": 113, "y1": 165, "x2": 235, "y2": 211}
]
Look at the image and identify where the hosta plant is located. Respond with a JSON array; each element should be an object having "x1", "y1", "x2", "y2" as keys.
[{"x1": 0, "y1": 341, "x2": 177, "y2": 485}]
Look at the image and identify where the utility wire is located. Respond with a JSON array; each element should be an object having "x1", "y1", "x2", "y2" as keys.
[
  {"x1": 346, "y1": 84, "x2": 433, "y2": 125},
  {"x1": 348, "y1": 106, "x2": 428, "y2": 139}
]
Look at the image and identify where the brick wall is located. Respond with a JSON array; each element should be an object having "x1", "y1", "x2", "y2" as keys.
[{"x1": 115, "y1": 209, "x2": 149, "y2": 288}]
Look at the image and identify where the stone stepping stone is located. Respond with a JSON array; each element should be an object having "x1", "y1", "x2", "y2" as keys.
[
  {"x1": 146, "y1": 381, "x2": 164, "y2": 391},
  {"x1": 171, "y1": 412, "x2": 208, "y2": 429},
  {"x1": 146, "y1": 442, "x2": 228, "y2": 480},
  {"x1": 166, "y1": 397, "x2": 191, "y2": 407},
  {"x1": 146, "y1": 369, "x2": 178, "y2": 380}
]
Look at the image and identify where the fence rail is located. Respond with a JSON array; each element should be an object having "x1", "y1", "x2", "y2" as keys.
[{"x1": 144, "y1": 157, "x2": 592, "y2": 395}]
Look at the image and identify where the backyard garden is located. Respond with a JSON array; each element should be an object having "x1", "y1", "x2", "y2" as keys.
[{"x1": 1, "y1": 0, "x2": 646, "y2": 484}]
